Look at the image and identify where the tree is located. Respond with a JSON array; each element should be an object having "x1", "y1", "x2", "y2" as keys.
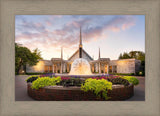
[
  {"x1": 118, "y1": 53, "x2": 123, "y2": 59},
  {"x1": 15, "y1": 43, "x2": 42, "y2": 74},
  {"x1": 136, "y1": 51, "x2": 145, "y2": 74},
  {"x1": 119, "y1": 51, "x2": 145, "y2": 61},
  {"x1": 122, "y1": 52, "x2": 131, "y2": 59},
  {"x1": 136, "y1": 51, "x2": 145, "y2": 61},
  {"x1": 129, "y1": 51, "x2": 137, "y2": 59}
]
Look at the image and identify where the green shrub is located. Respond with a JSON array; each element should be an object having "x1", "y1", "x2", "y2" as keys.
[
  {"x1": 109, "y1": 73, "x2": 135, "y2": 76},
  {"x1": 31, "y1": 77, "x2": 61, "y2": 90},
  {"x1": 26, "y1": 77, "x2": 38, "y2": 83},
  {"x1": 81, "y1": 78, "x2": 112, "y2": 100},
  {"x1": 25, "y1": 75, "x2": 39, "y2": 82},
  {"x1": 58, "y1": 78, "x2": 85, "y2": 87},
  {"x1": 26, "y1": 72, "x2": 49, "y2": 75},
  {"x1": 121, "y1": 76, "x2": 139, "y2": 85},
  {"x1": 108, "y1": 78, "x2": 130, "y2": 86}
]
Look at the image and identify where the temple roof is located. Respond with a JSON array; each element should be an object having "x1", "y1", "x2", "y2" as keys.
[{"x1": 68, "y1": 48, "x2": 93, "y2": 61}]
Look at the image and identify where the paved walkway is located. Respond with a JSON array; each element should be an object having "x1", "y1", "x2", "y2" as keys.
[
  {"x1": 125, "y1": 76, "x2": 145, "y2": 101},
  {"x1": 15, "y1": 75, "x2": 145, "y2": 101},
  {"x1": 15, "y1": 75, "x2": 34, "y2": 101}
]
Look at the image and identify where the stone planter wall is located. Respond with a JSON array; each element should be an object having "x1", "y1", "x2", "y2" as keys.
[{"x1": 27, "y1": 83, "x2": 134, "y2": 101}]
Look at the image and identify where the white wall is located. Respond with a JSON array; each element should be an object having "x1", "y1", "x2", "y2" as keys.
[
  {"x1": 26, "y1": 60, "x2": 52, "y2": 73},
  {"x1": 110, "y1": 59, "x2": 137, "y2": 74}
]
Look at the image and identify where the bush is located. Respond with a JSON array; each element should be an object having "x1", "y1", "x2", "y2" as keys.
[
  {"x1": 26, "y1": 77, "x2": 38, "y2": 83},
  {"x1": 26, "y1": 72, "x2": 50, "y2": 75},
  {"x1": 109, "y1": 73, "x2": 135, "y2": 76},
  {"x1": 31, "y1": 77, "x2": 61, "y2": 89},
  {"x1": 108, "y1": 78, "x2": 130, "y2": 86},
  {"x1": 121, "y1": 76, "x2": 139, "y2": 85},
  {"x1": 58, "y1": 77, "x2": 85, "y2": 87},
  {"x1": 26, "y1": 75, "x2": 39, "y2": 83},
  {"x1": 81, "y1": 78, "x2": 112, "y2": 100}
]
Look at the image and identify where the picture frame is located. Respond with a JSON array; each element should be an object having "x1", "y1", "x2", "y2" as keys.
[{"x1": 0, "y1": 0, "x2": 159, "y2": 116}]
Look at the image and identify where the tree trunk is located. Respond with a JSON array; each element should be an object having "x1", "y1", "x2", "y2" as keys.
[
  {"x1": 23, "y1": 65, "x2": 26, "y2": 74},
  {"x1": 17, "y1": 60, "x2": 23, "y2": 75}
]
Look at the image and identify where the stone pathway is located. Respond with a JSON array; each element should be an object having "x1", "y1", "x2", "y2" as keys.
[
  {"x1": 126, "y1": 76, "x2": 145, "y2": 101},
  {"x1": 15, "y1": 75, "x2": 145, "y2": 101},
  {"x1": 15, "y1": 75, "x2": 34, "y2": 101}
]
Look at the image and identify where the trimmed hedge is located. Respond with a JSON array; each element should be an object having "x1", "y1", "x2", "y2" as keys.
[
  {"x1": 26, "y1": 73, "x2": 51, "y2": 75},
  {"x1": 109, "y1": 73, "x2": 135, "y2": 76},
  {"x1": 58, "y1": 78, "x2": 85, "y2": 87},
  {"x1": 108, "y1": 78, "x2": 130, "y2": 86},
  {"x1": 121, "y1": 76, "x2": 139, "y2": 85},
  {"x1": 26, "y1": 75, "x2": 39, "y2": 83}
]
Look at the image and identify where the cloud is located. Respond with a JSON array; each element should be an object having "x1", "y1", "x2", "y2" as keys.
[
  {"x1": 15, "y1": 15, "x2": 136, "y2": 59},
  {"x1": 122, "y1": 22, "x2": 135, "y2": 30},
  {"x1": 45, "y1": 21, "x2": 52, "y2": 26},
  {"x1": 82, "y1": 16, "x2": 136, "y2": 42}
]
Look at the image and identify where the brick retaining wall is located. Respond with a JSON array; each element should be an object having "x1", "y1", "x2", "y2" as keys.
[{"x1": 27, "y1": 83, "x2": 134, "y2": 101}]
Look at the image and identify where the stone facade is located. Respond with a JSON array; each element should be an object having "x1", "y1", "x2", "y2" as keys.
[
  {"x1": 109, "y1": 59, "x2": 141, "y2": 74},
  {"x1": 26, "y1": 51, "x2": 141, "y2": 74},
  {"x1": 26, "y1": 60, "x2": 52, "y2": 73}
]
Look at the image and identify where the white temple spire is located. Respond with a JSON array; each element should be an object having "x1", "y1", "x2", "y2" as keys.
[
  {"x1": 99, "y1": 47, "x2": 101, "y2": 59},
  {"x1": 98, "y1": 47, "x2": 101, "y2": 73},
  {"x1": 79, "y1": 26, "x2": 82, "y2": 48},
  {"x1": 60, "y1": 47, "x2": 63, "y2": 73},
  {"x1": 61, "y1": 47, "x2": 63, "y2": 60},
  {"x1": 79, "y1": 27, "x2": 83, "y2": 58}
]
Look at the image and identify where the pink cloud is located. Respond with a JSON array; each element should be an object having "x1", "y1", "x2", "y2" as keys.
[
  {"x1": 49, "y1": 15, "x2": 63, "y2": 20},
  {"x1": 122, "y1": 22, "x2": 135, "y2": 30},
  {"x1": 15, "y1": 15, "x2": 137, "y2": 60},
  {"x1": 46, "y1": 21, "x2": 52, "y2": 26},
  {"x1": 53, "y1": 30, "x2": 67, "y2": 36},
  {"x1": 83, "y1": 16, "x2": 136, "y2": 42},
  {"x1": 110, "y1": 26, "x2": 121, "y2": 32}
]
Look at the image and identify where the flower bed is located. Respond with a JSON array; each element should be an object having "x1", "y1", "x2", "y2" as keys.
[
  {"x1": 26, "y1": 74, "x2": 138, "y2": 101},
  {"x1": 27, "y1": 83, "x2": 134, "y2": 101}
]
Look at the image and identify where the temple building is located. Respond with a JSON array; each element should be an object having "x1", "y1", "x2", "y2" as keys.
[{"x1": 26, "y1": 28, "x2": 141, "y2": 74}]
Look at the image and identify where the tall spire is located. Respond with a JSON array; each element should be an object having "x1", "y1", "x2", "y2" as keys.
[
  {"x1": 79, "y1": 27, "x2": 82, "y2": 58},
  {"x1": 98, "y1": 47, "x2": 101, "y2": 73},
  {"x1": 60, "y1": 47, "x2": 63, "y2": 74},
  {"x1": 99, "y1": 47, "x2": 101, "y2": 59},
  {"x1": 79, "y1": 26, "x2": 82, "y2": 48},
  {"x1": 61, "y1": 47, "x2": 63, "y2": 60}
]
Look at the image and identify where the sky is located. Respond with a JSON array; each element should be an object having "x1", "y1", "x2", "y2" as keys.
[{"x1": 15, "y1": 15, "x2": 145, "y2": 60}]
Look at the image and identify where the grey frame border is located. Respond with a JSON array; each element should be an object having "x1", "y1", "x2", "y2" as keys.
[{"x1": 0, "y1": 0, "x2": 160, "y2": 116}]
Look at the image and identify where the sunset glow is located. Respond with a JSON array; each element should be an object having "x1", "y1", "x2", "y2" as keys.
[{"x1": 15, "y1": 15, "x2": 145, "y2": 60}]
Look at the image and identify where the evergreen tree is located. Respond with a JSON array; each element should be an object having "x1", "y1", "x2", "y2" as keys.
[
  {"x1": 118, "y1": 53, "x2": 123, "y2": 59},
  {"x1": 122, "y1": 52, "x2": 131, "y2": 59},
  {"x1": 129, "y1": 51, "x2": 137, "y2": 58}
]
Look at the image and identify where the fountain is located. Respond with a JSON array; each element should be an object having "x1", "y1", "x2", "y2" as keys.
[
  {"x1": 55, "y1": 27, "x2": 104, "y2": 77},
  {"x1": 69, "y1": 58, "x2": 92, "y2": 75}
]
